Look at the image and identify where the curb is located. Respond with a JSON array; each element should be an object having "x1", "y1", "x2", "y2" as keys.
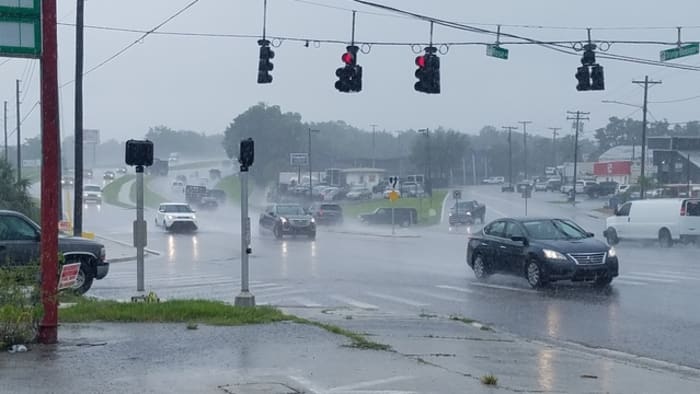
[{"x1": 109, "y1": 256, "x2": 138, "y2": 263}]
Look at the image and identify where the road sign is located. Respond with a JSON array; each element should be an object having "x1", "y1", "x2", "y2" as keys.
[
  {"x1": 83, "y1": 128, "x2": 100, "y2": 145},
  {"x1": 660, "y1": 43, "x2": 699, "y2": 61},
  {"x1": 486, "y1": 44, "x2": 509, "y2": 60},
  {"x1": 289, "y1": 152, "x2": 308, "y2": 167},
  {"x1": 0, "y1": 0, "x2": 41, "y2": 58},
  {"x1": 389, "y1": 190, "x2": 399, "y2": 202},
  {"x1": 58, "y1": 263, "x2": 81, "y2": 290},
  {"x1": 453, "y1": 190, "x2": 462, "y2": 199}
]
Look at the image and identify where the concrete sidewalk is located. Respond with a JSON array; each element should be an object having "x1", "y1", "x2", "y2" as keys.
[{"x1": 3, "y1": 313, "x2": 699, "y2": 393}]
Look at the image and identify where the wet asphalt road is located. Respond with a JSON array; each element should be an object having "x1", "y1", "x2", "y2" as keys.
[{"x1": 80, "y1": 170, "x2": 700, "y2": 369}]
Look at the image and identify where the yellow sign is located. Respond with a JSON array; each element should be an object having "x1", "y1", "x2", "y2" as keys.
[{"x1": 389, "y1": 190, "x2": 399, "y2": 202}]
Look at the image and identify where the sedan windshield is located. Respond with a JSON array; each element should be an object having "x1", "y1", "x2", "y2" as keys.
[
  {"x1": 276, "y1": 205, "x2": 304, "y2": 216},
  {"x1": 522, "y1": 219, "x2": 587, "y2": 240}
]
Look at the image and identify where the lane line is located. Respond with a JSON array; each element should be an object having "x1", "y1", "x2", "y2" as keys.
[
  {"x1": 364, "y1": 291, "x2": 429, "y2": 307},
  {"x1": 622, "y1": 274, "x2": 676, "y2": 283},
  {"x1": 637, "y1": 272, "x2": 700, "y2": 281},
  {"x1": 469, "y1": 282, "x2": 536, "y2": 293},
  {"x1": 436, "y1": 284, "x2": 474, "y2": 294},
  {"x1": 613, "y1": 279, "x2": 648, "y2": 286},
  {"x1": 330, "y1": 295, "x2": 379, "y2": 310},
  {"x1": 407, "y1": 289, "x2": 465, "y2": 303}
]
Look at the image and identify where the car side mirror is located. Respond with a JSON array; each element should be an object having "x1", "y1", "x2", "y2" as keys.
[
  {"x1": 511, "y1": 236, "x2": 529, "y2": 246},
  {"x1": 586, "y1": 232, "x2": 595, "y2": 238}
]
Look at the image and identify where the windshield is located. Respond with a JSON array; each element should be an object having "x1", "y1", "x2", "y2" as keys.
[
  {"x1": 522, "y1": 219, "x2": 588, "y2": 240},
  {"x1": 453, "y1": 201, "x2": 476, "y2": 210},
  {"x1": 84, "y1": 186, "x2": 101, "y2": 192},
  {"x1": 276, "y1": 205, "x2": 304, "y2": 215},
  {"x1": 162, "y1": 205, "x2": 192, "y2": 213}
]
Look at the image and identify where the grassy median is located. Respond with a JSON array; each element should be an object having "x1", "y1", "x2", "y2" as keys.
[
  {"x1": 341, "y1": 190, "x2": 448, "y2": 226},
  {"x1": 128, "y1": 175, "x2": 168, "y2": 209},
  {"x1": 216, "y1": 175, "x2": 241, "y2": 204},
  {"x1": 103, "y1": 175, "x2": 135, "y2": 208}
]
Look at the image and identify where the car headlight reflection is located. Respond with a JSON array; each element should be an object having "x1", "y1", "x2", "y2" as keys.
[
  {"x1": 310, "y1": 217, "x2": 315, "y2": 223},
  {"x1": 608, "y1": 247, "x2": 617, "y2": 257},
  {"x1": 167, "y1": 215, "x2": 174, "y2": 220},
  {"x1": 543, "y1": 249, "x2": 567, "y2": 260},
  {"x1": 280, "y1": 217, "x2": 287, "y2": 224}
]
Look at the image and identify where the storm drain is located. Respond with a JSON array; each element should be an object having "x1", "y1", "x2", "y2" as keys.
[{"x1": 219, "y1": 383, "x2": 301, "y2": 394}]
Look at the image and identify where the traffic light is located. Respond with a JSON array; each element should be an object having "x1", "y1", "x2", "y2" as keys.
[
  {"x1": 575, "y1": 66, "x2": 591, "y2": 91},
  {"x1": 257, "y1": 39, "x2": 274, "y2": 84},
  {"x1": 125, "y1": 139, "x2": 154, "y2": 167},
  {"x1": 590, "y1": 64, "x2": 604, "y2": 91},
  {"x1": 581, "y1": 44, "x2": 596, "y2": 66},
  {"x1": 335, "y1": 45, "x2": 362, "y2": 93},
  {"x1": 414, "y1": 46, "x2": 440, "y2": 94},
  {"x1": 239, "y1": 138, "x2": 255, "y2": 170}
]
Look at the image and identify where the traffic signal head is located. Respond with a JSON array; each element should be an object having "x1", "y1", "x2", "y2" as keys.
[
  {"x1": 257, "y1": 39, "x2": 274, "y2": 84},
  {"x1": 334, "y1": 45, "x2": 362, "y2": 93},
  {"x1": 590, "y1": 64, "x2": 604, "y2": 91},
  {"x1": 239, "y1": 138, "x2": 255, "y2": 169},
  {"x1": 581, "y1": 43, "x2": 596, "y2": 66},
  {"x1": 414, "y1": 51, "x2": 440, "y2": 94},
  {"x1": 342, "y1": 51, "x2": 355, "y2": 66},
  {"x1": 575, "y1": 65, "x2": 591, "y2": 91}
]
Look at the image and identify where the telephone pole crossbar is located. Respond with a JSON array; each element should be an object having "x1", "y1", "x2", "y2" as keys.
[{"x1": 566, "y1": 111, "x2": 590, "y2": 205}]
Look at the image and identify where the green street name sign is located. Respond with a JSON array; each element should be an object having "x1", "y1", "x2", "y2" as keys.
[
  {"x1": 486, "y1": 44, "x2": 509, "y2": 60},
  {"x1": 0, "y1": 0, "x2": 41, "y2": 58},
  {"x1": 659, "y1": 43, "x2": 699, "y2": 62}
]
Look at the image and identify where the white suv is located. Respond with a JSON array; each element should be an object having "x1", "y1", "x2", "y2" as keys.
[
  {"x1": 155, "y1": 203, "x2": 198, "y2": 232},
  {"x1": 83, "y1": 184, "x2": 102, "y2": 204}
]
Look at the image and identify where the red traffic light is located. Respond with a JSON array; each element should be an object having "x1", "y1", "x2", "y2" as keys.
[
  {"x1": 415, "y1": 55, "x2": 426, "y2": 68},
  {"x1": 342, "y1": 52, "x2": 354, "y2": 65}
]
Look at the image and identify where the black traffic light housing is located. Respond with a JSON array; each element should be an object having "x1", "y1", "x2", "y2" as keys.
[
  {"x1": 414, "y1": 46, "x2": 440, "y2": 94},
  {"x1": 335, "y1": 45, "x2": 362, "y2": 93},
  {"x1": 239, "y1": 138, "x2": 255, "y2": 171},
  {"x1": 590, "y1": 64, "x2": 604, "y2": 91},
  {"x1": 576, "y1": 66, "x2": 591, "y2": 91},
  {"x1": 125, "y1": 139, "x2": 154, "y2": 167},
  {"x1": 257, "y1": 39, "x2": 274, "y2": 84},
  {"x1": 575, "y1": 43, "x2": 605, "y2": 91}
]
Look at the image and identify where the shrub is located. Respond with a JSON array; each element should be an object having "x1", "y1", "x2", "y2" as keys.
[{"x1": 0, "y1": 264, "x2": 41, "y2": 350}]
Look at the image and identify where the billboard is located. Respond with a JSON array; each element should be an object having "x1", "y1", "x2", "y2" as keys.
[{"x1": 83, "y1": 129, "x2": 100, "y2": 145}]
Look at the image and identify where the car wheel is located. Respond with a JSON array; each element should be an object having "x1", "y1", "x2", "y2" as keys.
[
  {"x1": 659, "y1": 228, "x2": 673, "y2": 248},
  {"x1": 70, "y1": 260, "x2": 94, "y2": 295},
  {"x1": 605, "y1": 227, "x2": 619, "y2": 245},
  {"x1": 525, "y1": 259, "x2": 547, "y2": 289},
  {"x1": 594, "y1": 275, "x2": 613, "y2": 287},
  {"x1": 472, "y1": 254, "x2": 490, "y2": 280},
  {"x1": 273, "y1": 225, "x2": 283, "y2": 240}
]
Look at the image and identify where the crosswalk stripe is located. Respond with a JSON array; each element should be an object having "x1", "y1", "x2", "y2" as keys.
[
  {"x1": 287, "y1": 296, "x2": 323, "y2": 307},
  {"x1": 436, "y1": 284, "x2": 474, "y2": 294},
  {"x1": 614, "y1": 279, "x2": 648, "y2": 286},
  {"x1": 364, "y1": 291, "x2": 429, "y2": 307},
  {"x1": 408, "y1": 289, "x2": 465, "y2": 303},
  {"x1": 622, "y1": 274, "x2": 676, "y2": 283},
  {"x1": 329, "y1": 295, "x2": 378, "y2": 310},
  {"x1": 469, "y1": 282, "x2": 536, "y2": 293}
]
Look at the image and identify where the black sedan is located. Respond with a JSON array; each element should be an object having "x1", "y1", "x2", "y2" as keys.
[
  {"x1": 259, "y1": 203, "x2": 316, "y2": 240},
  {"x1": 466, "y1": 217, "x2": 618, "y2": 288}
]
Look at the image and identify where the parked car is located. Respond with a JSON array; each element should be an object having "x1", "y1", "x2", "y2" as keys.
[
  {"x1": 373, "y1": 180, "x2": 390, "y2": 194},
  {"x1": 501, "y1": 183, "x2": 515, "y2": 192},
  {"x1": 585, "y1": 181, "x2": 618, "y2": 198},
  {"x1": 259, "y1": 203, "x2": 316, "y2": 240},
  {"x1": 359, "y1": 207, "x2": 417, "y2": 227},
  {"x1": 321, "y1": 187, "x2": 342, "y2": 201},
  {"x1": 604, "y1": 198, "x2": 700, "y2": 247},
  {"x1": 534, "y1": 180, "x2": 549, "y2": 192},
  {"x1": 155, "y1": 202, "x2": 198, "y2": 232},
  {"x1": 467, "y1": 217, "x2": 619, "y2": 288},
  {"x1": 400, "y1": 182, "x2": 425, "y2": 197},
  {"x1": 483, "y1": 176, "x2": 505, "y2": 184},
  {"x1": 103, "y1": 171, "x2": 115, "y2": 181},
  {"x1": 0, "y1": 210, "x2": 109, "y2": 294},
  {"x1": 516, "y1": 181, "x2": 533, "y2": 193},
  {"x1": 346, "y1": 187, "x2": 372, "y2": 200},
  {"x1": 449, "y1": 200, "x2": 486, "y2": 225},
  {"x1": 309, "y1": 203, "x2": 344, "y2": 225},
  {"x1": 546, "y1": 178, "x2": 562, "y2": 192},
  {"x1": 82, "y1": 184, "x2": 102, "y2": 204}
]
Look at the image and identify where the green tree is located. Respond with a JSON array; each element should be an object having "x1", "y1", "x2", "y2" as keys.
[
  {"x1": 0, "y1": 160, "x2": 37, "y2": 220},
  {"x1": 145, "y1": 126, "x2": 224, "y2": 158}
]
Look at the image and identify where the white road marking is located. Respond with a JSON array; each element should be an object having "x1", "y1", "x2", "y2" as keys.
[
  {"x1": 469, "y1": 282, "x2": 536, "y2": 293},
  {"x1": 407, "y1": 289, "x2": 465, "y2": 303},
  {"x1": 329, "y1": 376, "x2": 415, "y2": 392},
  {"x1": 364, "y1": 291, "x2": 429, "y2": 307},
  {"x1": 288, "y1": 296, "x2": 323, "y2": 307},
  {"x1": 639, "y1": 271, "x2": 700, "y2": 281},
  {"x1": 622, "y1": 274, "x2": 676, "y2": 283},
  {"x1": 613, "y1": 278, "x2": 648, "y2": 286},
  {"x1": 436, "y1": 284, "x2": 474, "y2": 294},
  {"x1": 329, "y1": 295, "x2": 378, "y2": 310}
]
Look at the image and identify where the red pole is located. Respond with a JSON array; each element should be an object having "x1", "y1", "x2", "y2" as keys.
[{"x1": 38, "y1": 0, "x2": 60, "y2": 344}]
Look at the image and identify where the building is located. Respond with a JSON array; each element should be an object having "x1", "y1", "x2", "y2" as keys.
[
  {"x1": 341, "y1": 168, "x2": 386, "y2": 188},
  {"x1": 649, "y1": 136, "x2": 700, "y2": 184},
  {"x1": 593, "y1": 161, "x2": 639, "y2": 185}
]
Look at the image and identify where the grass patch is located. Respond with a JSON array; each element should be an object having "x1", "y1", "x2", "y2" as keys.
[
  {"x1": 299, "y1": 320, "x2": 391, "y2": 351},
  {"x1": 341, "y1": 189, "x2": 448, "y2": 225},
  {"x1": 217, "y1": 175, "x2": 241, "y2": 204},
  {"x1": 103, "y1": 175, "x2": 135, "y2": 208},
  {"x1": 169, "y1": 160, "x2": 228, "y2": 171},
  {"x1": 480, "y1": 374, "x2": 498, "y2": 386},
  {"x1": 450, "y1": 315, "x2": 476, "y2": 325},
  {"x1": 128, "y1": 175, "x2": 168, "y2": 209}
]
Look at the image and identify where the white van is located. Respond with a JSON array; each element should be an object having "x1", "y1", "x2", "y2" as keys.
[{"x1": 604, "y1": 198, "x2": 700, "y2": 247}]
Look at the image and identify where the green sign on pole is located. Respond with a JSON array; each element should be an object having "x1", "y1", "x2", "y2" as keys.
[
  {"x1": 486, "y1": 44, "x2": 509, "y2": 60},
  {"x1": 0, "y1": 0, "x2": 41, "y2": 58},
  {"x1": 660, "y1": 43, "x2": 699, "y2": 62}
]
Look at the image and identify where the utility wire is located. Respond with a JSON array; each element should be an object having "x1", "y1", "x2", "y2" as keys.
[
  {"x1": 650, "y1": 94, "x2": 700, "y2": 104},
  {"x1": 60, "y1": 0, "x2": 201, "y2": 88}
]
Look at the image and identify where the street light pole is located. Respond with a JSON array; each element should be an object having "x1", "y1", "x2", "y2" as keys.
[
  {"x1": 503, "y1": 126, "x2": 517, "y2": 189},
  {"x1": 370, "y1": 124, "x2": 377, "y2": 168},
  {"x1": 419, "y1": 128, "x2": 431, "y2": 200},
  {"x1": 518, "y1": 121, "x2": 532, "y2": 182},
  {"x1": 308, "y1": 128, "x2": 320, "y2": 202}
]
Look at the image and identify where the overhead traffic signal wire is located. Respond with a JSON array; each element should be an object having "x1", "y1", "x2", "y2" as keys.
[{"x1": 59, "y1": 0, "x2": 201, "y2": 88}]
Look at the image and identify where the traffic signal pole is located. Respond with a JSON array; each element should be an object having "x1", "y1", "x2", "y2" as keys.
[
  {"x1": 38, "y1": 0, "x2": 60, "y2": 344},
  {"x1": 73, "y1": 0, "x2": 85, "y2": 236}
]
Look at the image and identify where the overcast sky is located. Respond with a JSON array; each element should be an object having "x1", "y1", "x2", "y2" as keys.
[{"x1": 2, "y1": 0, "x2": 700, "y2": 144}]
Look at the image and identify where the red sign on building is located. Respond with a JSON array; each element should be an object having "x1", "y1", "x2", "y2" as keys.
[{"x1": 594, "y1": 161, "x2": 631, "y2": 176}]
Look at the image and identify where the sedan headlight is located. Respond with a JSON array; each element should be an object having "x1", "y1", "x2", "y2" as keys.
[
  {"x1": 310, "y1": 217, "x2": 315, "y2": 223},
  {"x1": 280, "y1": 217, "x2": 288, "y2": 224},
  {"x1": 100, "y1": 247, "x2": 106, "y2": 262},
  {"x1": 543, "y1": 249, "x2": 568, "y2": 260},
  {"x1": 166, "y1": 215, "x2": 174, "y2": 220},
  {"x1": 608, "y1": 247, "x2": 617, "y2": 257}
]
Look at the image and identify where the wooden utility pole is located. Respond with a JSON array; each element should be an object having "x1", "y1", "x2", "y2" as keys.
[
  {"x1": 632, "y1": 76, "x2": 662, "y2": 199},
  {"x1": 567, "y1": 111, "x2": 590, "y2": 205}
]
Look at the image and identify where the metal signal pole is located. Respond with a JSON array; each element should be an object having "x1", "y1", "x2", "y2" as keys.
[
  {"x1": 503, "y1": 126, "x2": 517, "y2": 189},
  {"x1": 632, "y1": 76, "x2": 662, "y2": 200},
  {"x1": 567, "y1": 111, "x2": 590, "y2": 205},
  {"x1": 73, "y1": 0, "x2": 85, "y2": 236},
  {"x1": 16, "y1": 80, "x2": 21, "y2": 182}
]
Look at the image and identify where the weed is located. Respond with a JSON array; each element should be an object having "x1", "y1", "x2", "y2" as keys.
[{"x1": 480, "y1": 374, "x2": 498, "y2": 386}]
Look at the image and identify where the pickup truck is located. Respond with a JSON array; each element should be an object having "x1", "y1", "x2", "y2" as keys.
[
  {"x1": 449, "y1": 200, "x2": 486, "y2": 225},
  {"x1": 0, "y1": 210, "x2": 109, "y2": 294},
  {"x1": 584, "y1": 181, "x2": 618, "y2": 198}
]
